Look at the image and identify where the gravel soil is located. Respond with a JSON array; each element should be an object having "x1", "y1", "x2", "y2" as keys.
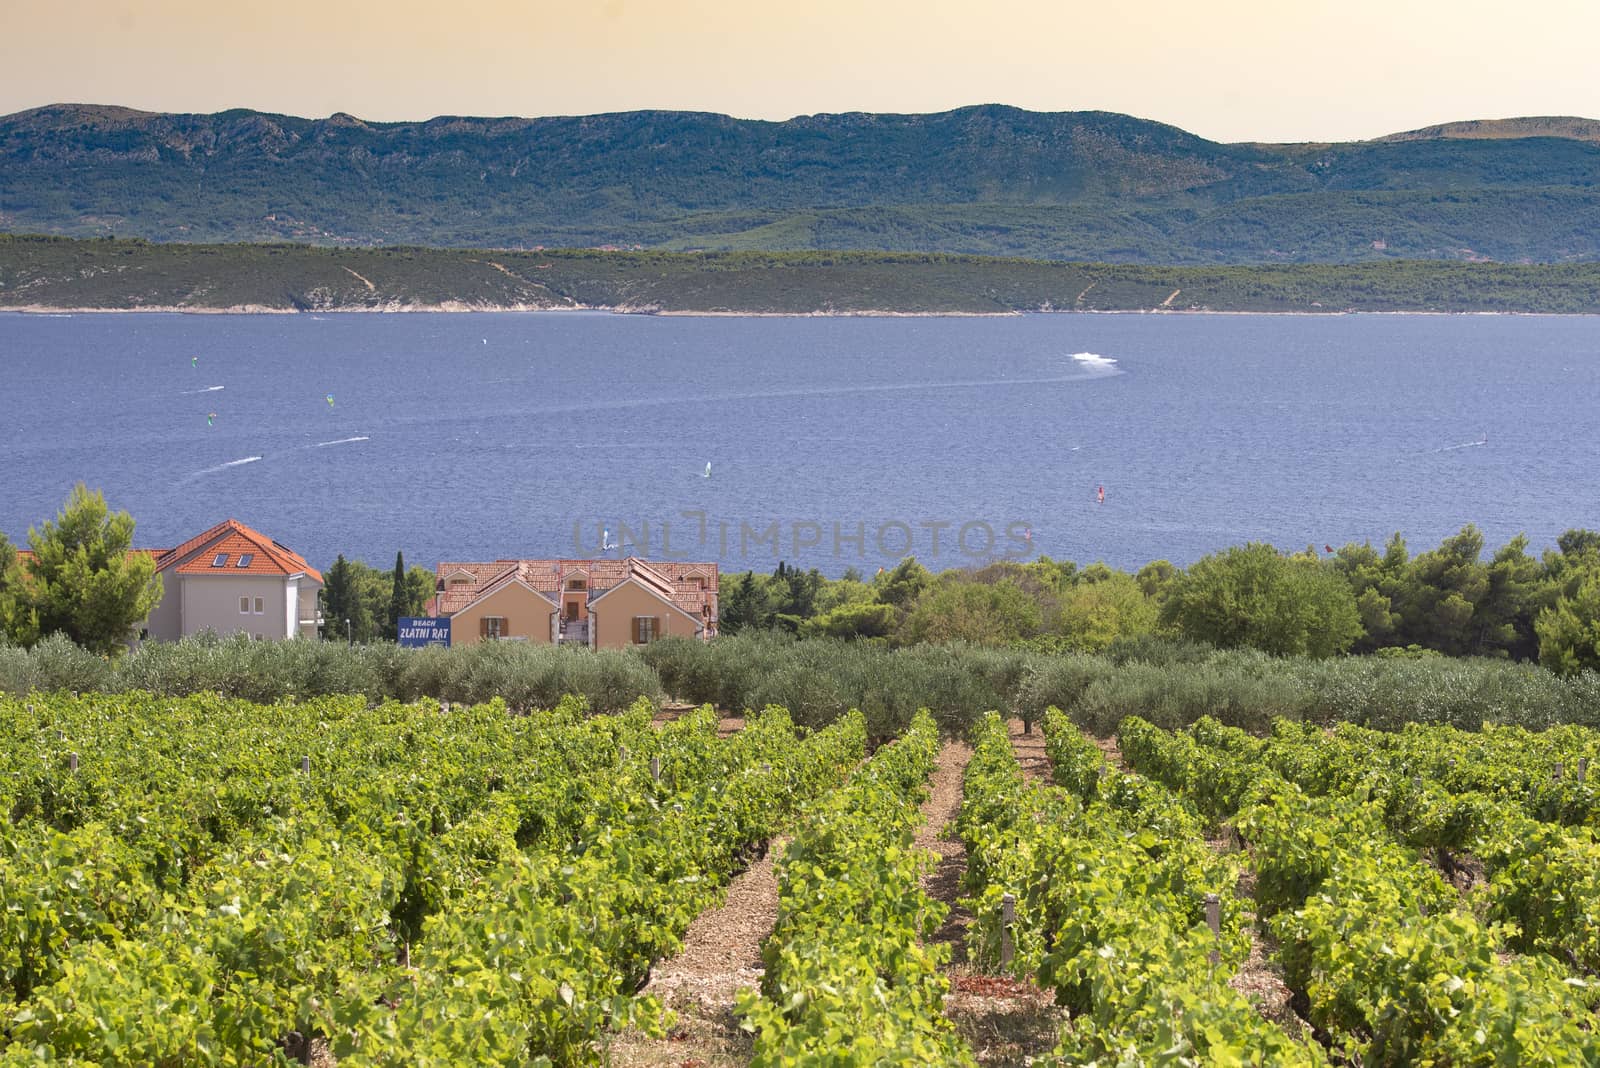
[
  {"x1": 605, "y1": 840, "x2": 780, "y2": 1067},
  {"x1": 1006, "y1": 719, "x2": 1052, "y2": 782},
  {"x1": 609, "y1": 710, "x2": 757, "y2": 1066},
  {"x1": 934, "y1": 732, "x2": 1070, "y2": 1065},
  {"x1": 918, "y1": 740, "x2": 975, "y2": 960},
  {"x1": 611, "y1": 729, "x2": 1072, "y2": 1067}
]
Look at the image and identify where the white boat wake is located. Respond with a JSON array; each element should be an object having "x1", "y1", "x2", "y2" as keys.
[
  {"x1": 314, "y1": 436, "x2": 369, "y2": 447},
  {"x1": 183, "y1": 456, "x2": 262, "y2": 481}
]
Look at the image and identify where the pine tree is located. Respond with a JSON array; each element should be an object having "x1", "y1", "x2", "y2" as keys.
[
  {"x1": 321, "y1": 554, "x2": 368, "y2": 642},
  {"x1": 0, "y1": 531, "x2": 35, "y2": 646},
  {"x1": 720, "y1": 572, "x2": 762, "y2": 635},
  {"x1": 22, "y1": 484, "x2": 161, "y2": 655},
  {"x1": 386, "y1": 550, "x2": 406, "y2": 641}
]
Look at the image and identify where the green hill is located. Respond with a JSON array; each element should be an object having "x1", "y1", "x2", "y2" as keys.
[{"x1": 4, "y1": 103, "x2": 1600, "y2": 263}]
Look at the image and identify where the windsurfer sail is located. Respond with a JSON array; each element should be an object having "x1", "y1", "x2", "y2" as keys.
[{"x1": 1097, "y1": 485, "x2": 1105, "y2": 505}]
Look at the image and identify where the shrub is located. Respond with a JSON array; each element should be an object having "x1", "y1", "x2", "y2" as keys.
[{"x1": 3, "y1": 630, "x2": 1598, "y2": 739}]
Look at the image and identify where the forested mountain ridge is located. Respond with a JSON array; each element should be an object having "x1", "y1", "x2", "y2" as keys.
[{"x1": 4, "y1": 103, "x2": 1600, "y2": 262}]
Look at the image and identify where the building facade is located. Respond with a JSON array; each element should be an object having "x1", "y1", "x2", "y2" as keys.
[
  {"x1": 430, "y1": 557, "x2": 717, "y2": 649},
  {"x1": 140, "y1": 519, "x2": 323, "y2": 641}
]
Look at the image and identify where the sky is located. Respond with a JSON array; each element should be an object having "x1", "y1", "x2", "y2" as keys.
[{"x1": 4, "y1": 0, "x2": 1599, "y2": 143}]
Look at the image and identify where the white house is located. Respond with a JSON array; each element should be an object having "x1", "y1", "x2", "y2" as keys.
[{"x1": 139, "y1": 519, "x2": 324, "y2": 641}]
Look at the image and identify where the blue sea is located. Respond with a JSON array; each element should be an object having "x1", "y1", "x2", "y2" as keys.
[{"x1": 2, "y1": 311, "x2": 1597, "y2": 576}]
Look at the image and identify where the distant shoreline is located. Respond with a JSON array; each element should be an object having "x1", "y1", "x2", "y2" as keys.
[
  {"x1": 0, "y1": 304, "x2": 1586, "y2": 318},
  {"x1": 8, "y1": 238, "x2": 1600, "y2": 315}
]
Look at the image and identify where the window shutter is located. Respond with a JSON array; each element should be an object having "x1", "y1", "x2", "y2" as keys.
[
  {"x1": 632, "y1": 617, "x2": 642, "y2": 644},
  {"x1": 480, "y1": 617, "x2": 490, "y2": 639},
  {"x1": 654, "y1": 616, "x2": 662, "y2": 640}
]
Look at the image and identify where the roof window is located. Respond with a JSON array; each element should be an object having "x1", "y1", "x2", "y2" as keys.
[
  {"x1": 211, "y1": 553, "x2": 229, "y2": 567},
  {"x1": 236, "y1": 553, "x2": 254, "y2": 568}
]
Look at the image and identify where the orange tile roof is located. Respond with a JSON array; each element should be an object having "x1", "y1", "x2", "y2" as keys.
[
  {"x1": 159, "y1": 519, "x2": 322, "y2": 583},
  {"x1": 14, "y1": 529, "x2": 322, "y2": 585},
  {"x1": 432, "y1": 561, "x2": 520, "y2": 614},
  {"x1": 433, "y1": 557, "x2": 718, "y2": 621}
]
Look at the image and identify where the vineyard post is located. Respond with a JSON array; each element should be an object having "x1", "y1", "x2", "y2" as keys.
[
  {"x1": 1000, "y1": 892, "x2": 1016, "y2": 969},
  {"x1": 1204, "y1": 893, "x2": 1221, "y2": 966},
  {"x1": 619, "y1": 745, "x2": 627, "y2": 766},
  {"x1": 1555, "y1": 762, "x2": 1564, "y2": 783},
  {"x1": 650, "y1": 755, "x2": 662, "y2": 782},
  {"x1": 1580, "y1": 758, "x2": 1589, "y2": 783},
  {"x1": 301, "y1": 755, "x2": 311, "y2": 774},
  {"x1": 68, "y1": 752, "x2": 78, "y2": 773}
]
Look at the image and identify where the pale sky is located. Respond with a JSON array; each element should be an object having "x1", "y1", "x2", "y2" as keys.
[{"x1": 4, "y1": 0, "x2": 1598, "y2": 143}]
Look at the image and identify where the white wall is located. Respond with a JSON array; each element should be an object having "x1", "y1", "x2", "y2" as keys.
[
  {"x1": 180, "y1": 574, "x2": 290, "y2": 639},
  {"x1": 143, "y1": 572, "x2": 182, "y2": 641},
  {"x1": 288, "y1": 578, "x2": 324, "y2": 639}
]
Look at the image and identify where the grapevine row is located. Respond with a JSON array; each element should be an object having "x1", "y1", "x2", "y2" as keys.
[
  {"x1": 959, "y1": 710, "x2": 1323, "y2": 1064},
  {"x1": 0, "y1": 693, "x2": 862, "y2": 1066},
  {"x1": 736, "y1": 709, "x2": 973, "y2": 1066},
  {"x1": 1117, "y1": 713, "x2": 1600, "y2": 1064}
]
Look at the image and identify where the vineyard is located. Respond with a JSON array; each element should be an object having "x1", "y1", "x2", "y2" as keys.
[{"x1": 2, "y1": 690, "x2": 1599, "y2": 1065}]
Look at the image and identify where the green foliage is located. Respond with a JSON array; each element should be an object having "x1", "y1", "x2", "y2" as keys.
[
  {"x1": 737, "y1": 710, "x2": 973, "y2": 1066},
  {"x1": 717, "y1": 572, "x2": 765, "y2": 636},
  {"x1": 1537, "y1": 567, "x2": 1600, "y2": 675},
  {"x1": 1160, "y1": 543, "x2": 1362, "y2": 658},
  {"x1": 319, "y1": 554, "x2": 366, "y2": 643},
  {"x1": 312, "y1": 555, "x2": 435, "y2": 644},
  {"x1": 15, "y1": 237, "x2": 1600, "y2": 312},
  {"x1": 872, "y1": 558, "x2": 931, "y2": 609},
  {"x1": 1398, "y1": 525, "x2": 1490, "y2": 655},
  {"x1": 957, "y1": 712, "x2": 1323, "y2": 1065},
  {"x1": 0, "y1": 533, "x2": 27, "y2": 645},
  {"x1": 900, "y1": 577, "x2": 1042, "y2": 646},
  {"x1": 798, "y1": 600, "x2": 896, "y2": 639},
  {"x1": 1121, "y1": 716, "x2": 1600, "y2": 1065},
  {"x1": 1050, "y1": 569, "x2": 1159, "y2": 651},
  {"x1": 15, "y1": 484, "x2": 160, "y2": 655},
  {"x1": 5, "y1": 621, "x2": 1600, "y2": 741},
  {"x1": 1022, "y1": 523, "x2": 1569, "y2": 666},
  {"x1": 0, "y1": 632, "x2": 663, "y2": 712},
  {"x1": 386, "y1": 551, "x2": 406, "y2": 642},
  {"x1": 0, "y1": 691, "x2": 867, "y2": 1066},
  {"x1": 1134, "y1": 558, "x2": 1178, "y2": 602},
  {"x1": 640, "y1": 632, "x2": 1019, "y2": 737}
]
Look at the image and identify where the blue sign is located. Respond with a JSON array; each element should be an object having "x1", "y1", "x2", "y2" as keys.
[{"x1": 398, "y1": 617, "x2": 451, "y2": 648}]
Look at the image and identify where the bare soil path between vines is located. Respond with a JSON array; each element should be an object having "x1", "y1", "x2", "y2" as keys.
[
  {"x1": 606, "y1": 837, "x2": 778, "y2": 1067},
  {"x1": 917, "y1": 739, "x2": 975, "y2": 961},
  {"x1": 931, "y1": 730, "x2": 1066, "y2": 1065},
  {"x1": 1007, "y1": 717, "x2": 1052, "y2": 782},
  {"x1": 610, "y1": 708, "x2": 760, "y2": 1066}
]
